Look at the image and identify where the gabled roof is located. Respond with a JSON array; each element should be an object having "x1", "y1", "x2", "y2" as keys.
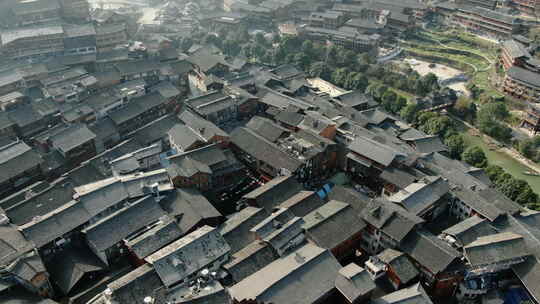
[
  {"x1": 261, "y1": 90, "x2": 313, "y2": 110},
  {"x1": 372, "y1": 283, "x2": 433, "y2": 304},
  {"x1": 109, "y1": 92, "x2": 167, "y2": 126},
  {"x1": 507, "y1": 66, "x2": 540, "y2": 89},
  {"x1": 106, "y1": 264, "x2": 163, "y2": 304},
  {"x1": 303, "y1": 200, "x2": 366, "y2": 251},
  {"x1": 246, "y1": 116, "x2": 290, "y2": 142},
  {"x1": 442, "y1": 216, "x2": 496, "y2": 247},
  {"x1": 50, "y1": 124, "x2": 96, "y2": 154},
  {"x1": 47, "y1": 246, "x2": 105, "y2": 294},
  {"x1": 348, "y1": 136, "x2": 401, "y2": 167},
  {"x1": 159, "y1": 188, "x2": 222, "y2": 234},
  {"x1": 219, "y1": 206, "x2": 268, "y2": 254},
  {"x1": 168, "y1": 123, "x2": 206, "y2": 152},
  {"x1": 326, "y1": 185, "x2": 371, "y2": 213},
  {"x1": 114, "y1": 59, "x2": 161, "y2": 76},
  {"x1": 242, "y1": 175, "x2": 303, "y2": 212},
  {"x1": 464, "y1": 232, "x2": 529, "y2": 267},
  {"x1": 125, "y1": 216, "x2": 183, "y2": 259},
  {"x1": 335, "y1": 263, "x2": 376, "y2": 303},
  {"x1": 379, "y1": 167, "x2": 419, "y2": 189},
  {"x1": 401, "y1": 230, "x2": 461, "y2": 275},
  {"x1": 0, "y1": 140, "x2": 43, "y2": 185},
  {"x1": 178, "y1": 109, "x2": 228, "y2": 141},
  {"x1": 187, "y1": 50, "x2": 228, "y2": 72},
  {"x1": 229, "y1": 244, "x2": 341, "y2": 304},
  {"x1": 502, "y1": 39, "x2": 530, "y2": 59},
  {"x1": 224, "y1": 241, "x2": 278, "y2": 283},
  {"x1": 231, "y1": 127, "x2": 304, "y2": 175},
  {"x1": 146, "y1": 226, "x2": 230, "y2": 288},
  {"x1": 388, "y1": 176, "x2": 449, "y2": 216},
  {"x1": 361, "y1": 199, "x2": 424, "y2": 242},
  {"x1": 167, "y1": 144, "x2": 240, "y2": 178},
  {"x1": 278, "y1": 190, "x2": 326, "y2": 217},
  {"x1": 376, "y1": 248, "x2": 419, "y2": 285},
  {"x1": 82, "y1": 195, "x2": 166, "y2": 252}
]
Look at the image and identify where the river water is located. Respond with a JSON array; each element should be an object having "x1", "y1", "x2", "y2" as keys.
[{"x1": 461, "y1": 131, "x2": 540, "y2": 195}]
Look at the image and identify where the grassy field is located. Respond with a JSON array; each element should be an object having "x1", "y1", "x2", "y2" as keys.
[{"x1": 405, "y1": 29, "x2": 504, "y2": 99}]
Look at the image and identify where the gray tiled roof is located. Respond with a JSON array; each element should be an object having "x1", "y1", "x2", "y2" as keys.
[
  {"x1": 348, "y1": 136, "x2": 400, "y2": 167},
  {"x1": 224, "y1": 241, "x2": 278, "y2": 283},
  {"x1": 231, "y1": 127, "x2": 304, "y2": 176},
  {"x1": 82, "y1": 195, "x2": 166, "y2": 252},
  {"x1": 389, "y1": 176, "x2": 449, "y2": 216},
  {"x1": 229, "y1": 244, "x2": 341, "y2": 304},
  {"x1": 442, "y1": 216, "x2": 496, "y2": 247},
  {"x1": 502, "y1": 39, "x2": 530, "y2": 59},
  {"x1": 146, "y1": 226, "x2": 230, "y2": 288},
  {"x1": 464, "y1": 232, "x2": 530, "y2": 267},
  {"x1": 507, "y1": 66, "x2": 540, "y2": 89},
  {"x1": 126, "y1": 216, "x2": 183, "y2": 259},
  {"x1": 376, "y1": 248, "x2": 419, "y2": 285},
  {"x1": 335, "y1": 263, "x2": 375, "y2": 302},
  {"x1": 401, "y1": 230, "x2": 461, "y2": 275},
  {"x1": 47, "y1": 246, "x2": 105, "y2": 294},
  {"x1": 243, "y1": 175, "x2": 303, "y2": 212},
  {"x1": 219, "y1": 206, "x2": 268, "y2": 254},
  {"x1": 50, "y1": 124, "x2": 96, "y2": 154},
  {"x1": 278, "y1": 190, "x2": 326, "y2": 217},
  {"x1": 159, "y1": 188, "x2": 222, "y2": 234},
  {"x1": 372, "y1": 283, "x2": 433, "y2": 304},
  {"x1": 0, "y1": 141, "x2": 43, "y2": 185},
  {"x1": 246, "y1": 116, "x2": 290, "y2": 142},
  {"x1": 303, "y1": 200, "x2": 366, "y2": 251}
]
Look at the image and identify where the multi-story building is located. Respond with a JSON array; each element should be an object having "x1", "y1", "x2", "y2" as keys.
[
  {"x1": 521, "y1": 103, "x2": 540, "y2": 134},
  {"x1": 0, "y1": 140, "x2": 44, "y2": 197},
  {"x1": 59, "y1": 0, "x2": 90, "y2": 21},
  {"x1": 11, "y1": 0, "x2": 61, "y2": 27},
  {"x1": 167, "y1": 144, "x2": 244, "y2": 192},
  {"x1": 63, "y1": 23, "x2": 97, "y2": 56},
  {"x1": 500, "y1": 39, "x2": 531, "y2": 70},
  {"x1": 95, "y1": 24, "x2": 128, "y2": 52},
  {"x1": 456, "y1": 0, "x2": 498, "y2": 10},
  {"x1": 512, "y1": 0, "x2": 540, "y2": 16},
  {"x1": 453, "y1": 6, "x2": 521, "y2": 38},
  {"x1": 309, "y1": 11, "x2": 345, "y2": 29},
  {"x1": 0, "y1": 25, "x2": 65, "y2": 60},
  {"x1": 301, "y1": 26, "x2": 381, "y2": 51},
  {"x1": 502, "y1": 66, "x2": 540, "y2": 102}
]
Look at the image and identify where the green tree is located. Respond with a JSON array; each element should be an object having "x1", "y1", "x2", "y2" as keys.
[
  {"x1": 497, "y1": 178, "x2": 528, "y2": 201},
  {"x1": 349, "y1": 73, "x2": 369, "y2": 92},
  {"x1": 453, "y1": 96, "x2": 476, "y2": 121},
  {"x1": 255, "y1": 32, "x2": 267, "y2": 46},
  {"x1": 308, "y1": 61, "x2": 330, "y2": 79},
  {"x1": 421, "y1": 116, "x2": 453, "y2": 136},
  {"x1": 223, "y1": 39, "x2": 241, "y2": 56},
  {"x1": 417, "y1": 112, "x2": 438, "y2": 125},
  {"x1": 477, "y1": 102, "x2": 512, "y2": 142},
  {"x1": 445, "y1": 134, "x2": 466, "y2": 159},
  {"x1": 381, "y1": 91, "x2": 398, "y2": 112},
  {"x1": 394, "y1": 96, "x2": 407, "y2": 113},
  {"x1": 331, "y1": 68, "x2": 349, "y2": 87},
  {"x1": 301, "y1": 40, "x2": 314, "y2": 56},
  {"x1": 462, "y1": 146, "x2": 488, "y2": 168},
  {"x1": 485, "y1": 164, "x2": 505, "y2": 181},
  {"x1": 400, "y1": 104, "x2": 421, "y2": 123},
  {"x1": 293, "y1": 52, "x2": 310, "y2": 70}
]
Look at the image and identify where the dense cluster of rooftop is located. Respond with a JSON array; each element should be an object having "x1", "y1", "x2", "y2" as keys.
[{"x1": 0, "y1": 0, "x2": 539, "y2": 303}]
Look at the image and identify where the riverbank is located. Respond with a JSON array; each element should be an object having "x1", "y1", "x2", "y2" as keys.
[{"x1": 454, "y1": 117, "x2": 540, "y2": 195}]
